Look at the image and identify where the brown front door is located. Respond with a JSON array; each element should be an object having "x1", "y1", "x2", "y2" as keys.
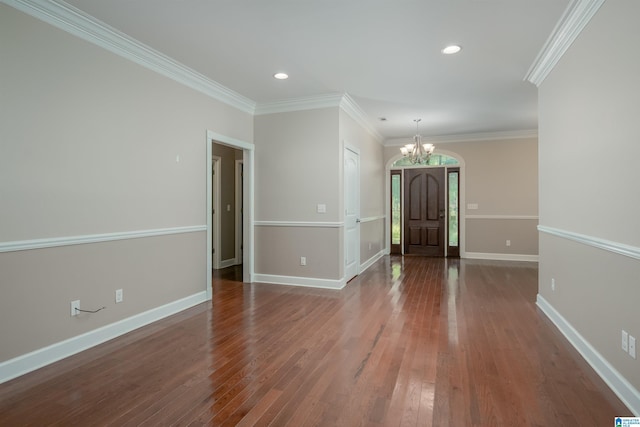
[{"x1": 404, "y1": 168, "x2": 445, "y2": 256}]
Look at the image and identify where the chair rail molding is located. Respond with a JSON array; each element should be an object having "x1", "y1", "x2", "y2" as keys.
[
  {"x1": 0, "y1": 225, "x2": 207, "y2": 253},
  {"x1": 538, "y1": 225, "x2": 640, "y2": 261},
  {"x1": 254, "y1": 221, "x2": 344, "y2": 228}
]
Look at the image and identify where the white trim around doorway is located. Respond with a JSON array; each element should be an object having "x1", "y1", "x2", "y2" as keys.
[{"x1": 211, "y1": 156, "x2": 221, "y2": 271}]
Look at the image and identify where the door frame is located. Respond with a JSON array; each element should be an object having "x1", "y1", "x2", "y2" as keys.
[
  {"x1": 206, "y1": 130, "x2": 254, "y2": 299},
  {"x1": 384, "y1": 149, "x2": 465, "y2": 257},
  {"x1": 235, "y1": 159, "x2": 243, "y2": 264},
  {"x1": 212, "y1": 155, "x2": 221, "y2": 270}
]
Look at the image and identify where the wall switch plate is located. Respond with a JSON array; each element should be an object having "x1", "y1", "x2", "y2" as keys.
[
  {"x1": 551, "y1": 278, "x2": 555, "y2": 292},
  {"x1": 622, "y1": 330, "x2": 629, "y2": 352},
  {"x1": 467, "y1": 203, "x2": 479, "y2": 210},
  {"x1": 300, "y1": 257, "x2": 306, "y2": 266},
  {"x1": 71, "y1": 300, "x2": 80, "y2": 316},
  {"x1": 317, "y1": 204, "x2": 326, "y2": 213},
  {"x1": 115, "y1": 289, "x2": 123, "y2": 303},
  {"x1": 629, "y1": 336, "x2": 636, "y2": 359}
]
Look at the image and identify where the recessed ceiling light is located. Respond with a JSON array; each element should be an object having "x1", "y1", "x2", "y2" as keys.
[
  {"x1": 442, "y1": 45, "x2": 462, "y2": 55},
  {"x1": 273, "y1": 72, "x2": 289, "y2": 80}
]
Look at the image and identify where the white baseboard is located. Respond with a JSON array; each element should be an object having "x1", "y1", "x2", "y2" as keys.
[
  {"x1": 253, "y1": 274, "x2": 345, "y2": 290},
  {"x1": 0, "y1": 291, "x2": 208, "y2": 384},
  {"x1": 463, "y1": 251, "x2": 538, "y2": 262},
  {"x1": 360, "y1": 250, "x2": 385, "y2": 273},
  {"x1": 537, "y1": 295, "x2": 640, "y2": 415},
  {"x1": 253, "y1": 251, "x2": 385, "y2": 291},
  {"x1": 219, "y1": 258, "x2": 238, "y2": 269}
]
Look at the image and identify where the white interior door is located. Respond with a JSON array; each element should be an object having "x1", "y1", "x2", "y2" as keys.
[{"x1": 344, "y1": 146, "x2": 360, "y2": 282}]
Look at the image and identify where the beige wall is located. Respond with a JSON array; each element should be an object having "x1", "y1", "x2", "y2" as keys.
[
  {"x1": 383, "y1": 137, "x2": 538, "y2": 257},
  {"x1": 255, "y1": 227, "x2": 342, "y2": 280},
  {"x1": 253, "y1": 107, "x2": 384, "y2": 282},
  {"x1": 0, "y1": 233, "x2": 205, "y2": 361},
  {"x1": 538, "y1": 0, "x2": 640, "y2": 398},
  {"x1": 254, "y1": 108, "x2": 342, "y2": 280},
  {"x1": 0, "y1": 6, "x2": 252, "y2": 363},
  {"x1": 254, "y1": 109, "x2": 340, "y2": 222}
]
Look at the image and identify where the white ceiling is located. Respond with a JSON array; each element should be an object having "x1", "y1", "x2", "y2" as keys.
[{"x1": 63, "y1": 0, "x2": 570, "y2": 141}]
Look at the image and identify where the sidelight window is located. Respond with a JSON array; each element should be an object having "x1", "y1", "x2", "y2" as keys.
[
  {"x1": 390, "y1": 171, "x2": 402, "y2": 254},
  {"x1": 447, "y1": 169, "x2": 460, "y2": 257}
]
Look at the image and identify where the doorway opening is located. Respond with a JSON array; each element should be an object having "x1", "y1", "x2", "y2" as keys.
[
  {"x1": 212, "y1": 143, "x2": 243, "y2": 271},
  {"x1": 206, "y1": 131, "x2": 254, "y2": 299}
]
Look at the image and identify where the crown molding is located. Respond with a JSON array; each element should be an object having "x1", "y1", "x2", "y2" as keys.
[
  {"x1": 340, "y1": 94, "x2": 384, "y2": 142},
  {"x1": 255, "y1": 93, "x2": 383, "y2": 142},
  {"x1": 2, "y1": 0, "x2": 256, "y2": 114},
  {"x1": 525, "y1": 0, "x2": 606, "y2": 87},
  {"x1": 254, "y1": 93, "x2": 344, "y2": 115},
  {"x1": 383, "y1": 129, "x2": 538, "y2": 146}
]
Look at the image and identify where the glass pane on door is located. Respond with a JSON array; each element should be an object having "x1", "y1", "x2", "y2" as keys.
[
  {"x1": 391, "y1": 173, "x2": 401, "y2": 245},
  {"x1": 448, "y1": 171, "x2": 459, "y2": 247}
]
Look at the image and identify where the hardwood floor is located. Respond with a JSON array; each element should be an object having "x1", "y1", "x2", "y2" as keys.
[{"x1": 0, "y1": 257, "x2": 630, "y2": 426}]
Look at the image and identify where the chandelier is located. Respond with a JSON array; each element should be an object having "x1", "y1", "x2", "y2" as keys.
[{"x1": 399, "y1": 119, "x2": 435, "y2": 164}]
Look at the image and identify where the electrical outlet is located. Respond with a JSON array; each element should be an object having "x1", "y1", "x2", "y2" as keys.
[
  {"x1": 551, "y1": 278, "x2": 555, "y2": 292},
  {"x1": 506, "y1": 240, "x2": 511, "y2": 247},
  {"x1": 300, "y1": 256, "x2": 306, "y2": 266},
  {"x1": 622, "y1": 330, "x2": 629, "y2": 352},
  {"x1": 71, "y1": 300, "x2": 80, "y2": 317},
  {"x1": 629, "y1": 336, "x2": 636, "y2": 359},
  {"x1": 115, "y1": 289, "x2": 123, "y2": 303}
]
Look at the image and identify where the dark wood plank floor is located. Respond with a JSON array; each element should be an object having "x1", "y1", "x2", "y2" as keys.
[{"x1": 0, "y1": 257, "x2": 630, "y2": 426}]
